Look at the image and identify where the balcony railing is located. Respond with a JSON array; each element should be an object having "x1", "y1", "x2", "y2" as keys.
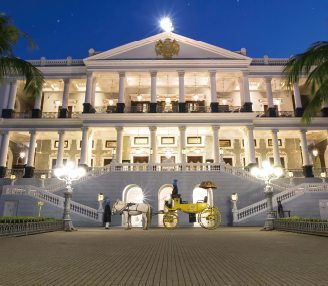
[
  {"x1": 12, "y1": 112, "x2": 32, "y2": 118},
  {"x1": 156, "y1": 106, "x2": 179, "y2": 113},
  {"x1": 254, "y1": 111, "x2": 295, "y2": 118},
  {"x1": 186, "y1": 106, "x2": 211, "y2": 113}
]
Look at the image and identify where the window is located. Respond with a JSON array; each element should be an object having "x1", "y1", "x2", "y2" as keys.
[
  {"x1": 268, "y1": 139, "x2": 282, "y2": 147},
  {"x1": 187, "y1": 137, "x2": 202, "y2": 145},
  {"x1": 161, "y1": 137, "x2": 175, "y2": 145},
  {"x1": 243, "y1": 157, "x2": 259, "y2": 167},
  {"x1": 103, "y1": 158, "x2": 112, "y2": 166},
  {"x1": 219, "y1": 140, "x2": 231, "y2": 147},
  {"x1": 242, "y1": 139, "x2": 257, "y2": 147},
  {"x1": 134, "y1": 137, "x2": 149, "y2": 145},
  {"x1": 54, "y1": 140, "x2": 68, "y2": 148},
  {"x1": 105, "y1": 140, "x2": 116, "y2": 148},
  {"x1": 80, "y1": 140, "x2": 94, "y2": 148},
  {"x1": 77, "y1": 158, "x2": 94, "y2": 167},
  {"x1": 269, "y1": 157, "x2": 285, "y2": 168},
  {"x1": 51, "y1": 158, "x2": 68, "y2": 169}
]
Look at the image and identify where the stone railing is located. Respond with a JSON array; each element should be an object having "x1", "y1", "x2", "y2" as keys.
[
  {"x1": 5, "y1": 169, "x2": 25, "y2": 178},
  {"x1": 94, "y1": 106, "x2": 117, "y2": 113},
  {"x1": 250, "y1": 58, "x2": 289, "y2": 66},
  {"x1": 41, "y1": 112, "x2": 60, "y2": 118},
  {"x1": 234, "y1": 183, "x2": 328, "y2": 222},
  {"x1": 0, "y1": 220, "x2": 63, "y2": 237},
  {"x1": 283, "y1": 168, "x2": 328, "y2": 178},
  {"x1": 12, "y1": 112, "x2": 32, "y2": 118},
  {"x1": 273, "y1": 219, "x2": 328, "y2": 236},
  {"x1": 156, "y1": 106, "x2": 179, "y2": 113},
  {"x1": 185, "y1": 106, "x2": 211, "y2": 113},
  {"x1": 2, "y1": 185, "x2": 100, "y2": 221},
  {"x1": 27, "y1": 59, "x2": 85, "y2": 67},
  {"x1": 218, "y1": 106, "x2": 242, "y2": 113}
]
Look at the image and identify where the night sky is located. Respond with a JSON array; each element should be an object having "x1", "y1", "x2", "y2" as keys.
[{"x1": 2, "y1": 0, "x2": 327, "y2": 60}]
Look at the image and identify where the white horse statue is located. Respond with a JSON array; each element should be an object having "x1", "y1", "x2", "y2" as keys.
[{"x1": 111, "y1": 199, "x2": 153, "y2": 230}]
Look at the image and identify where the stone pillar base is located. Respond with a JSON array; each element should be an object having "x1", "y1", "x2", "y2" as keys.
[
  {"x1": 23, "y1": 166, "x2": 35, "y2": 178},
  {"x1": 83, "y1": 103, "x2": 95, "y2": 113},
  {"x1": 242, "y1": 102, "x2": 253, "y2": 112},
  {"x1": 149, "y1": 103, "x2": 157, "y2": 113},
  {"x1": 178, "y1": 103, "x2": 186, "y2": 113},
  {"x1": 59, "y1": 108, "x2": 67, "y2": 118},
  {"x1": 267, "y1": 108, "x2": 277, "y2": 117},
  {"x1": 303, "y1": 165, "x2": 314, "y2": 177},
  {"x1": 321, "y1": 107, "x2": 328, "y2": 117},
  {"x1": 2, "y1": 109, "x2": 14, "y2": 118},
  {"x1": 32, "y1": 109, "x2": 42, "y2": 118},
  {"x1": 116, "y1": 103, "x2": 125, "y2": 113},
  {"x1": 210, "y1": 102, "x2": 219, "y2": 113},
  {"x1": 0, "y1": 166, "x2": 7, "y2": 178},
  {"x1": 294, "y1": 107, "x2": 304, "y2": 117}
]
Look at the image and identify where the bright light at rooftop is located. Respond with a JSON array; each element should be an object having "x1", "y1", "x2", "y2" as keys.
[{"x1": 160, "y1": 18, "x2": 174, "y2": 32}]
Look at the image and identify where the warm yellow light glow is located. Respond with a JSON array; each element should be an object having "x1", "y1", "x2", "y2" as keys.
[
  {"x1": 262, "y1": 161, "x2": 270, "y2": 169},
  {"x1": 182, "y1": 148, "x2": 186, "y2": 155},
  {"x1": 274, "y1": 99, "x2": 280, "y2": 105},
  {"x1": 219, "y1": 149, "x2": 224, "y2": 155},
  {"x1": 136, "y1": 149, "x2": 141, "y2": 155},
  {"x1": 165, "y1": 150, "x2": 171, "y2": 159},
  {"x1": 231, "y1": 193, "x2": 238, "y2": 202},
  {"x1": 10, "y1": 174, "x2": 16, "y2": 180},
  {"x1": 274, "y1": 167, "x2": 283, "y2": 177},
  {"x1": 165, "y1": 97, "x2": 171, "y2": 104},
  {"x1": 312, "y1": 149, "x2": 318, "y2": 157},
  {"x1": 41, "y1": 174, "x2": 46, "y2": 179},
  {"x1": 98, "y1": 193, "x2": 104, "y2": 201},
  {"x1": 195, "y1": 148, "x2": 200, "y2": 155},
  {"x1": 55, "y1": 100, "x2": 61, "y2": 106},
  {"x1": 222, "y1": 99, "x2": 227, "y2": 105},
  {"x1": 193, "y1": 94, "x2": 199, "y2": 101},
  {"x1": 137, "y1": 95, "x2": 142, "y2": 101},
  {"x1": 251, "y1": 167, "x2": 259, "y2": 176},
  {"x1": 288, "y1": 171, "x2": 294, "y2": 178},
  {"x1": 20, "y1": 152, "x2": 25, "y2": 158},
  {"x1": 321, "y1": 172, "x2": 326, "y2": 178},
  {"x1": 109, "y1": 99, "x2": 114, "y2": 106}
]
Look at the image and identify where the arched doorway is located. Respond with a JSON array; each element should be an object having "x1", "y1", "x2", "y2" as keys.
[
  {"x1": 158, "y1": 184, "x2": 173, "y2": 227},
  {"x1": 122, "y1": 184, "x2": 144, "y2": 227},
  {"x1": 192, "y1": 185, "x2": 214, "y2": 226}
]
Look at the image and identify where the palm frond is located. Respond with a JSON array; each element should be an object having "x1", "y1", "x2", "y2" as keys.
[{"x1": 0, "y1": 57, "x2": 44, "y2": 96}]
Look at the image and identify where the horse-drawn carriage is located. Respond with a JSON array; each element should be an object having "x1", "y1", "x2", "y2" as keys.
[{"x1": 111, "y1": 180, "x2": 221, "y2": 230}]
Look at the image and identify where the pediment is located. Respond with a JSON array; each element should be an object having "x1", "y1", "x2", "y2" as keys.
[{"x1": 84, "y1": 32, "x2": 251, "y2": 62}]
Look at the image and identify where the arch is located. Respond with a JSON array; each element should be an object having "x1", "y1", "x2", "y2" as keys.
[
  {"x1": 192, "y1": 185, "x2": 213, "y2": 226},
  {"x1": 158, "y1": 184, "x2": 173, "y2": 226},
  {"x1": 122, "y1": 184, "x2": 144, "y2": 227}
]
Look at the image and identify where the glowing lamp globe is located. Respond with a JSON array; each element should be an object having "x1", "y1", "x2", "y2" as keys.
[
  {"x1": 321, "y1": 172, "x2": 326, "y2": 178},
  {"x1": 137, "y1": 95, "x2": 142, "y2": 101},
  {"x1": 274, "y1": 167, "x2": 283, "y2": 177},
  {"x1": 222, "y1": 99, "x2": 227, "y2": 105},
  {"x1": 231, "y1": 193, "x2": 238, "y2": 202},
  {"x1": 165, "y1": 150, "x2": 172, "y2": 159},
  {"x1": 262, "y1": 161, "x2": 270, "y2": 169},
  {"x1": 193, "y1": 94, "x2": 199, "y2": 101},
  {"x1": 288, "y1": 171, "x2": 294, "y2": 178},
  {"x1": 10, "y1": 174, "x2": 16, "y2": 180},
  {"x1": 251, "y1": 167, "x2": 259, "y2": 176},
  {"x1": 312, "y1": 149, "x2": 318, "y2": 157},
  {"x1": 20, "y1": 152, "x2": 25, "y2": 158},
  {"x1": 109, "y1": 99, "x2": 114, "y2": 106},
  {"x1": 98, "y1": 193, "x2": 104, "y2": 201},
  {"x1": 165, "y1": 97, "x2": 171, "y2": 104}
]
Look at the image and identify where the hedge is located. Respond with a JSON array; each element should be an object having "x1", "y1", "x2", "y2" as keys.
[
  {"x1": 0, "y1": 217, "x2": 62, "y2": 223},
  {"x1": 276, "y1": 216, "x2": 327, "y2": 222}
]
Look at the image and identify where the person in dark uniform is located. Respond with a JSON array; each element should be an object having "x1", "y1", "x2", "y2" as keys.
[
  {"x1": 104, "y1": 198, "x2": 111, "y2": 229},
  {"x1": 172, "y1": 179, "x2": 178, "y2": 198}
]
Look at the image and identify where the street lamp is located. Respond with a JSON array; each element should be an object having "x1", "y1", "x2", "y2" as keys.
[
  {"x1": 98, "y1": 193, "x2": 104, "y2": 210},
  {"x1": 55, "y1": 161, "x2": 85, "y2": 231},
  {"x1": 288, "y1": 171, "x2": 294, "y2": 186},
  {"x1": 231, "y1": 193, "x2": 238, "y2": 223},
  {"x1": 10, "y1": 174, "x2": 16, "y2": 185},
  {"x1": 219, "y1": 148, "x2": 224, "y2": 163},
  {"x1": 40, "y1": 174, "x2": 46, "y2": 188},
  {"x1": 251, "y1": 161, "x2": 283, "y2": 230},
  {"x1": 320, "y1": 172, "x2": 326, "y2": 183},
  {"x1": 182, "y1": 148, "x2": 186, "y2": 163}
]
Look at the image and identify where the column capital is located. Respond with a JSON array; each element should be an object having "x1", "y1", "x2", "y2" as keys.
[
  {"x1": 237, "y1": 77, "x2": 243, "y2": 84},
  {"x1": 209, "y1": 70, "x2": 217, "y2": 77},
  {"x1": 86, "y1": 71, "x2": 94, "y2": 78},
  {"x1": 178, "y1": 126, "x2": 187, "y2": 131},
  {"x1": 63, "y1": 78, "x2": 71, "y2": 84},
  {"x1": 271, "y1": 129, "x2": 279, "y2": 135},
  {"x1": 264, "y1": 77, "x2": 272, "y2": 83},
  {"x1": 115, "y1": 126, "x2": 124, "y2": 132},
  {"x1": 212, "y1": 126, "x2": 220, "y2": 131},
  {"x1": 118, "y1": 71, "x2": 126, "y2": 78},
  {"x1": 29, "y1": 130, "x2": 36, "y2": 135},
  {"x1": 299, "y1": 129, "x2": 307, "y2": 134},
  {"x1": 1, "y1": 131, "x2": 9, "y2": 136},
  {"x1": 58, "y1": 130, "x2": 65, "y2": 135},
  {"x1": 177, "y1": 70, "x2": 185, "y2": 77},
  {"x1": 150, "y1": 70, "x2": 157, "y2": 77},
  {"x1": 81, "y1": 127, "x2": 89, "y2": 132},
  {"x1": 246, "y1": 125, "x2": 254, "y2": 131},
  {"x1": 241, "y1": 70, "x2": 249, "y2": 77},
  {"x1": 149, "y1": 126, "x2": 157, "y2": 132},
  {"x1": 92, "y1": 76, "x2": 99, "y2": 84},
  {"x1": 8, "y1": 78, "x2": 19, "y2": 84}
]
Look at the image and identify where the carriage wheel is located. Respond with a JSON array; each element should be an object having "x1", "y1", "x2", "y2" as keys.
[
  {"x1": 198, "y1": 207, "x2": 221, "y2": 230},
  {"x1": 163, "y1": 213, "x2": 179, "y2": 230}
]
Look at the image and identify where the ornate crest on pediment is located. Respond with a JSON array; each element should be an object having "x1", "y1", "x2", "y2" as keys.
[{"x1": 155, "y1": 38, "x2": 180, "y2": 59}]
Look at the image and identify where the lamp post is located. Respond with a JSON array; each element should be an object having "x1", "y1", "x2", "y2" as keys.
[
  {"x1": 38, "y1": 201, "x2": 44, "y2": 217},
  {"x1": 182, "y1": 148, "x2": 186, "y2": 163},
  {"x1": 320, "y1": 172, "x2": 326, "y2": 183},
  {"x1": 288, "y1": 171, "x2": 294, "y2": 186},
  {"x1": 219, "y1": 148, "x2": 224, "y2": 163},
  {"x1": 40, "y1": 174, "x2": 46, "y2": 188},
  {"x1": 10, "y1": 174, "x2": 16, "y2": 185},
  {"x1": 55, "y1": 161, "x2": 85, "y2": 231},
  {"x1": 231, "y1": 193, "x2": 238, "y2": 223},
  {"x1": 149, "y1": 148, "x2": 153, "y2": 163},
  {"x1": 251, "y1": 161, "x2": 283, "y2": 231},
  {"x1": 98, "y1": 193, "x2": 104, "y2": 211}
]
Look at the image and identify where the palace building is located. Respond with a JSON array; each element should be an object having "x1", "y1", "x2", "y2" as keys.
[{"x1": 1, "y1": 32, "x2": 328, "y2": 227}]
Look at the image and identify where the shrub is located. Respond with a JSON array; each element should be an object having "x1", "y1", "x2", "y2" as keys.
[
  {"x1": 276, "y1": 216, "x2": 327, "y2": 222},
  {"x1": 0, "y1": 217, "x2": 61, "y2": 223}
]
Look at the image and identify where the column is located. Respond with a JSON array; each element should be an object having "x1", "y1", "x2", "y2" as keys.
[
  {"x1": 271, "y1": 130, "x2": 281, "y2": 167},
  {"x1": 209, "y1": 71, "x2": 218, "y2": 112},
  {"x1": 56, "y1": 131, "x2": 65, "y2": 168},
  {"x1": 178, "y1": 71, "x2": 186, "y2": 113},
  {"x1": 79, "y1": 127, "x2": 89, "y2": 167},
  {"x1": 0, "y1": 131, "x2": 10, "y2": 177},
  {"x1": 242, "y1": 129, "x2": 249, "y2": 167},
  {"x1": 241, "y1": 71, "x2": 252, "y2": 112},
  {"x1": 32, "y1": 87, "x2": 43, "y2": 118},
  {"x1": 83, "y1": 72, "x2": 94, "y2": 113},
  {"x1": 149, "y1": 126, "x2": 157, "y2": 163},
  {"x1": 246, "y1": 126, "x2": 257, "y2": 168},
  {"x1": 117, "y1": 71, "x2": 125, "y2": 113},
  {"x1": 265, "y1": 77, "x2": 276, "y2": 117},
  {"x1": 293, "y1": 83, "x2": 303, "y2": 117},
  {"x1": 300, "y1": 129, "x2": 314, "y2": 177},
  {"x1": 2, "y1": 81, "x2": 11, "y2": 111},
  {"x1": 3, "y1": 79, "x2": 18, "y2": 118},
  {"x1": 87, "y1": 130, "x2": 94, "y2": 167},
  {"x1": 238, "y1": 77, "x2": 244, "y2": 107},
  {"x1": 116, "y1": 127, "x2": 123, "y2": 163},
  {"x1": 60, "y1": 78, "x2": 70, "y2": 118},
  {"x1": 24, "y1": 131, "x2": 37, "y2": 178},
  {"x1": 150, "y1": 71, "x2": 157, "y2": 113},
  {"x1": 212, "y1": 126, "x2": 220, "y2": 163},
  {"x1": 179, "y1": 126, "x2": 186, "y2": 163},
  {"x1": 91, "y1": 76, "x2": 97, "y2": 108}
]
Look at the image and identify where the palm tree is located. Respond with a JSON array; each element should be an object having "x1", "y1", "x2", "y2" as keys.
[
  {"x1": 282, "y1": 41, "x2": 328, "y2": 125},
  {"x1": 0, "y1": 13, "x2": 43, "y2": 98}
]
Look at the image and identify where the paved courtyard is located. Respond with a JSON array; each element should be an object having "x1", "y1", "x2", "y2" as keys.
[{"x1": 0, "y1": 227, "x2": 327, "y2": 286}]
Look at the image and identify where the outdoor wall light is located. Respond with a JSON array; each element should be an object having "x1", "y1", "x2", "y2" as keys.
[
  {"x1": 113, "y1": 149, "x2": 116, "y2": 155},
  {"x1": 320, "y1": 172, "x2": 326, "y2": 178},
  {"x1": 10, "y1": 175, "x2": 16, "y2": 180},
  {"x1": 219, "y1": 148, "x2": 224, "y2": 155},
  {"x1": 312, "y1": 149, "x2": 318, "y2": 157},
  {"x1": 98, "y1": 193, "x2": 104, "y2": 201},
  {"x1": 149, "y1": 148, "x2": 153, "y2": 155},
  {"x1": 182, "y1": 148, "x2": 186, "y2": 155},
  {"x1": 288, "y1": 171, "x2": 294, "y2": 178},
  {"x1": 41, "y1": 174, "x2": 46, "y2": 179},
  {"x1": 231, "y1": 193, "x2": 238, "y2": 202}
]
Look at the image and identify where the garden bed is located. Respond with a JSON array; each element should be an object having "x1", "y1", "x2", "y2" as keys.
[
  {"x1": 274, "y1": 217, "x2": 328, "y2": 237},
  {"x1": 0, "y1": 217, "x2": 63, "y2": 237}
]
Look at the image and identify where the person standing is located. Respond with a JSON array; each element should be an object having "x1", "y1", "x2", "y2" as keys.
[
  {"x1": 277, "y1": 201, "x2": 283, "y2": 218},
  {"x1": 104, "y1": 198, "x2": 111, "y2": 229}
]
